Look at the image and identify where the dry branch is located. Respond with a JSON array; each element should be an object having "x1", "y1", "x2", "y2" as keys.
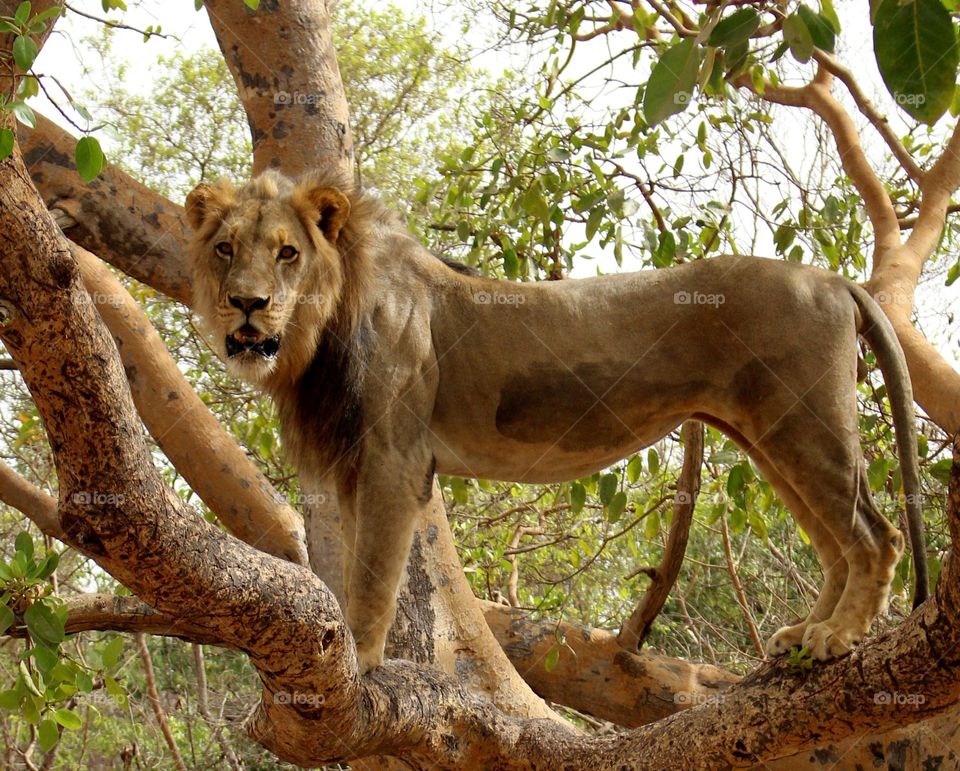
[
  {"x1": 482, "y1": 600, "x2": 739, "y2": 728},
  {"x1": 618, "y1": 420, "x2": 702, "y2": 651}
]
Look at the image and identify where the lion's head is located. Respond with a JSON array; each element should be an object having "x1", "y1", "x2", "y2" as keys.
[{"x1": 185, "y1": 169, "x2": 364, "y2": 385}]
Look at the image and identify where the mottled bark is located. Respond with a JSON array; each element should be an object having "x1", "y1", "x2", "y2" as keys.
[
  {"x1": 203, "y1": 0, "x2": 353, "y2": 178},
  {"x1": 73, "y1": 242, "x2": 308, "y2": 565},
  {"x1": 483, "y1": 600, "x2": 739, "y2": 728},
  {"x1": 17, "y1": 116, "x2": 193, "y2": 305}
]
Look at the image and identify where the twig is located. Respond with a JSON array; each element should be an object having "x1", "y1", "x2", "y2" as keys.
[
  {"x1": 64, "y1": 4, "x2": 174, "y2": 40},
  {"x1": 136, "y1": 633, "x2": 188, "y2": 771},
  {"x1": 192, "y1": 644, "x2": 242, "y2": 771},
  {"x1": 618, "y1": 421, "x2": 703, "y2": 651},
  {"x1": 719, "y1": 515, "x2": 764, "y2": 657}
]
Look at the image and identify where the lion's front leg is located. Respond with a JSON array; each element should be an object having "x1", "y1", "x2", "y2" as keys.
[{"x1": 345, "y1": 444, "x2": 435, "y2": 674}]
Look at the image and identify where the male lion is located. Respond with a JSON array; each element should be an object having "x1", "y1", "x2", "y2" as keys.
[{"x1": 186, "y1": 169, "x2": 927, "y2": 674}]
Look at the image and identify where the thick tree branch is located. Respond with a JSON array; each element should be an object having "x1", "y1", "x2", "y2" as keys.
[
  {"x1": 203, "y1": 0, "x2": 354, "y2": 177},
  {"x1": 0, "y1": 462, "x2": 62, "y2": 540},
  {"x1": 812, "y1": 51, "x2": 923, "y2": 184},
  {"x1": 74, "y1": 243, "x2": 308, "y2": 565},
  {"x1": 16, "y1": 116, "x2": 191, "y2": 304},
  {"x1": 482, "y1": 600, "x2": 738, "y2": 728}
]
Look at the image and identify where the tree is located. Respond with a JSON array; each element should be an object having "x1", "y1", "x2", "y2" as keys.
[{"x1": 0, "y1": 0, "x2": 958, "y2": 767}]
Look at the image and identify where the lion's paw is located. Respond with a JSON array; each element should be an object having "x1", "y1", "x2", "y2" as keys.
[
  {"x1": 802, "y1": 621, "x2": 859, "y2": 661},
  {"x1": 355, "y1": 643, "x2": 384, "y2": 676},
  {"x1": 765, "y1": 623, "x2": 807, "y2": 658}
]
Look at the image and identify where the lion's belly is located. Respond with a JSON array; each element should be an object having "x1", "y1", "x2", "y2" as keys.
[{"x1": 431, "y1": 409, "x2": 689, "y2": 482}]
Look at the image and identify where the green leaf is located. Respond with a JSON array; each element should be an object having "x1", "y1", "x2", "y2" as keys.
[
  {"x1": 930, "y1": 458, "x2": 953, "y2": 484},
  {"x1": 873, "y1": 0, "x2": 959, "y2": 123},
  {"x1": 797, "y1": 5, "x2": 835, "y2": 53},
  {"x1": 14, "y1": 2, "x2": 31, "y2": 26},
  {"x1": 15, "y1": 532, "x2": 33, "y2": 561},
  {"x1": 782, "y1": 13, "x2": 815, "y2": 63},
  {"x1": 32, "y1": 6, "x2": 64, "y2": 26},
  {"x1": 0, "y1": 689, "x2": 20, "y2": 710},
  {"x1": 544, "y1": 646, "x2": 560, "y2": 672},
  {"x1": 727, "y1": 465, "x2": 746, "y2": 496},
  {"x1": 30, "y1": 644, "x2": 57, "y2": 673},
  {"x1": 644, "y1": 510, "x2": 661, "y2": 539},
  {"x1": 10, "y1": 100, "x2": 36, "y2": 129},
  {"x1": 708, "y1": 8, "x2": 759, "y2": 49},
  {"x1": 647, "y1": 448, "x2": 660, "y2": 476},
  {"x1": 598, "y1": 473, "x2": 618, "y2": 505},
  {"x1": 101, "y1": 636, "x2": 124, "y2": 669},
  {"x1": 53, "y1": 708, "x2": 82, "y2": 730},
  {"x1": 820, "y1": 0, "x2": 841, "y2": 33},
  {"x1": 75, "y1": 670, "x2": 93, "y2": 694},
  {"x1": 37, "y1": 718, "x2": 58, "y2": 752},
  {"x1": 12, "y1": 35, "x2": 38, "y2": 71},
  {"x1": 0, "y1": 605, "x2": 14, "y2": 635},
  {"x1": 643, "y1": 38, "x2": 702, "y2": 126},
  {"x1": 18, "y1": 75, "x2": 38, "y2": 98},
  {"x1": 243, "y1": 0, "x2": 260, "y2": 8},
  {"x1": 24, "y1": 602, "x2": 64, "y2": 646},
  {"x1": 569, "y1": 482, "x2": 586, "y2": 514},
  {"x1": 34, "y1": 553, "x2": 59, "y2": 581},
  {"x1": 449, "y1": 477, "x2": 469, "y2": 506},
  {"x1": 0, "y1": 128, "x2": 15, "y2": 160},
  {"x1": 74, "y1": 136, "x2": 105, "y2": 182},
  {"x1": 626, "y1": 455, "x2": 643, "y2": 483},
  {"x1": 0, "y1": 560, "x2": 12, "y2": 581},
  {"x1": 607, "y1": 491, "x2": 627, "y2": 523}
]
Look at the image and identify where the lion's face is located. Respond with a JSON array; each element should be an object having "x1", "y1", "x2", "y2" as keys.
[{"x1": 185, "y1": 172, "x2": 351, "y2": 384}]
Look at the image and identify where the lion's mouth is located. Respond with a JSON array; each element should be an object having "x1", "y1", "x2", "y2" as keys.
[{"x1": 226, "y1": 325, "x2": 281, "y2": 359}]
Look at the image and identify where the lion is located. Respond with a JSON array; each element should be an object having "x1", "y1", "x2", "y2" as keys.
[{"x1": 185, "y1": 168, "x2": 928, "y2": 674}]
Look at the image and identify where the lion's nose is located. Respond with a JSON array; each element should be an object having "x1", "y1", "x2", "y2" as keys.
[{"x1": 229, "y1": 295, "x2": 270, "y2": 314}]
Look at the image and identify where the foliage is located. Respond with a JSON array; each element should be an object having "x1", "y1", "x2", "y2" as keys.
[{"x1": 0, "y1": 0, "x2": 956, "y2": 765}]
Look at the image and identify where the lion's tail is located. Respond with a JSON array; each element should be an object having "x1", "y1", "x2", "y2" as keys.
[{"x1": 849, "y1": 284, "x2": 928, "y2": 608}]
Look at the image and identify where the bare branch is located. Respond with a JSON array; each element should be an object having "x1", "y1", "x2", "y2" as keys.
[
  {"x1": 136, "y1": 633, "x2": 188, "y2": 771},
  {"x1": 0, "y1": 462, "x2": 62, "y2": 540},
  {"x1": 483, "y1": 599, "x2": 738, "y2": 728},
  {"x1": 812, "y1": 51, "x2": 923, "y2": 184},
  {"x1": 618, "y1": 420, "x2": 702, "y2": 651}
]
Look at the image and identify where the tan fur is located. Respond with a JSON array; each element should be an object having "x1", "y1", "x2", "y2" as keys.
[{"x1": 187, "y1": 171, "x2": 927, "y2": 674}]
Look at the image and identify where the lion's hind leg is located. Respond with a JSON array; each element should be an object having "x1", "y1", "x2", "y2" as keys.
[
  {"x1": 750, "y1": 457, "x2": 849, "y2": 658},
  {"x1": 759, "y1": 425, "x2": 904, "y2": 661},
  {"x1": 797, "y1": 462, "x2": 904, "y2": 660}
]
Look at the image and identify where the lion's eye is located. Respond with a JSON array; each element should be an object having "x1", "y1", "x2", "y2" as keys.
[
  {"x1": 277, "y1": 245, "x2": 299, "y2": 262},
  {"x1": 215, "y1": 241, "x2": 233, "y2": 258}
]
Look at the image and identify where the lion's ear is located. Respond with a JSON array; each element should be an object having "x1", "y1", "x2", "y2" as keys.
[
  {"x1": 293, "y1": 184, "x2": 351, "y2": 244},
  {"x1": 185, "y1": 180, "x2": 234, "y2": 231}
]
